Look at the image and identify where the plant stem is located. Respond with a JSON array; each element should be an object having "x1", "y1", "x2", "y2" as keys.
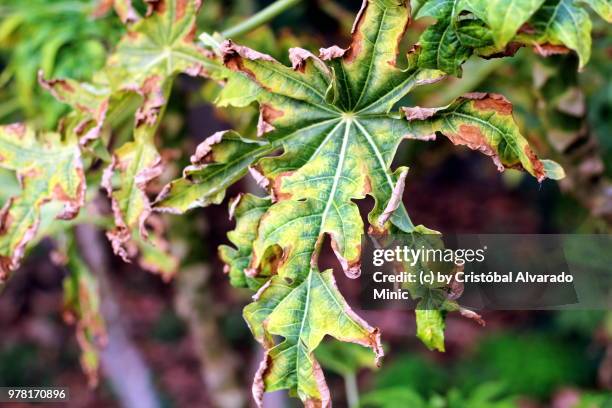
[
  {"x1": 344, "y1": 373, "x2": 360, "y2": 408},
  {"x1": 221, "y1": 0, "x2": 302, "y2": 39}
]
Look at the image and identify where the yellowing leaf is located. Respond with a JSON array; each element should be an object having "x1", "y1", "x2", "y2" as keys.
[
  {"x1": 404, "y1": 93, "x2": 564, "y2": 181},
  {"x1": 154, "y1": 1, "x2": 564, "y2": 403},
  {"x1": 62, "y1": 242, "x2": 106, "y2": 387},
  {"x1": 106, "y1": 0, "x2": 216, "y2": 91},
  {"x1": 0, "y1": 124, "x2": 85, "y2": 280}
]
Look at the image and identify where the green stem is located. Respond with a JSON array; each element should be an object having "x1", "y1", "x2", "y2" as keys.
[
  {"x1": 344, "y1": 373, "x2": 360, "y2": 408},
  {"x1": 221, "y1": 0, "x2": 302, "y2": 39}
]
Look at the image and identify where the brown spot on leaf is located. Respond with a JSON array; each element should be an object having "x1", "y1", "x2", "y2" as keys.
[
  {"x1": 0, "y1": 198, "x2": 14, "y2": 234},
  {"x1": 0, "y1": 256, "x2": 12, "y2": 282},
  {"x1": 482, "y1": 42, "x2": 524, "y2": 59},
  {"x1": 144, "y1": 0, "x2": 164, "y2": 16},
  {"x1": 524, "y1": 145, "x2": 546, "y2": 182},
  {"x1": 467, "y1": 93, "x2": 513, "y2": 115},
  {"x1": 257, "y1": 104, "x2": 283, "y2": 136},
  {"x1": 221, "y1": 41, "x2": 276, "y2": 90},
  {"x1": 38, "y1": 71, "x2": 75, "y2": 96},
  {"x1": 271, "y1": 171, "x2": 294, "y2": 202},
  {"x1": 533, "y1": 43, "x2": 570, "y2": 57},
  {"x1": 445, "y1": 125, "x2": 504, "y2": 172}
]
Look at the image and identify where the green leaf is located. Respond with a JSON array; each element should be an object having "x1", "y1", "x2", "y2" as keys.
[
  {"x1": 416, "y1": 1, "x2": 473, "y2": 76},
  {"x1": 0, "y1": 124, "x2": 85, "y2": 281},
  {"x1": 218, "y1": 193, "x2": 272, "y2": 290},
  {"x1": 154, "y1": 131, "x2": 269, "y2": 213},
  {"x1": 155, "y1": 1, "x2": 562, "y2": 403},
  {"x1": 246, "y1": 269, "x2": 382, "y2": 407},
  {"x1": 527, "y1": 0, "x2": 593, "y2": 68},
  {"x1": 460, "y1": 0, "x2": 545, "y2": 48},
  {"x1": 99, "y1": 0, "x2": 223, "y2": 262},
  {"x1": 415, "y1": 0, "x2": 609, "y2": 74},
  {"x1": 579, "y1": 0, "x2": 612, "y2": 22},
  {"x1": 404, "y1": 93, "x2": 564, "y2": 181},
  {"x1": 416, "y1": 309, "x2": 446, "y2": 352},
  {"x1": 105, "y1": 0, "x2": 218, "y2": 91}
]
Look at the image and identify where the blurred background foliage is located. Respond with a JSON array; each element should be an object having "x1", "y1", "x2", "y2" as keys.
[{"x1": 0, "y1": 0, "x2": 610, "y2": 407}]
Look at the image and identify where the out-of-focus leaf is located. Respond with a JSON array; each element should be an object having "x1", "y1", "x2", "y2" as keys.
[
  {"x1": 0, "y1": 124, "x2": 85, "y2": 281},
  {"x1": 580, "y1": 0, "x2": 612, "y2": 22},
  {"x1": 525, "y1": 0, "x2": 593, "y2": 68},
  {"x1": 460, "y1": 0, "x2": 545, "y2": 47},
  {"x1": 415, "y1": 310, "x2": 446, "y2": 352},
  {"x1": 315, "y1": 340, "x2": 380, "y2": 376},
  {"x1": 62, "y1": 241, "x2": 106, "y2": 387},
  {"x1": 105, "y1": 0, "x2": 219, "y2": 92}
]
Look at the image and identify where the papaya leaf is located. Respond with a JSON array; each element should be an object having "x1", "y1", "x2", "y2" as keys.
[
  {"x1": 181, "y1": 1, "x2": 563, "y2": 405},
  {"x1": 247, "y1": 269, "x2": 383, "y2": 407},
  {"x1": 0, "y1": 124, "x2": 85, "y2": 281},
  {"x1": 99, "y1": 0, "x2": 221, "y2": 261},
  {"x1": 105, "y1": 0, "x2": 218, "y2": 91}
]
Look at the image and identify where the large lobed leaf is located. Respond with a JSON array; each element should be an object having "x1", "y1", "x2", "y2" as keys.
[
  {"x1": 157, "y1": 0, "x2": 563, "y2": 404},
  {"x1": 0, "y1": 124, "x2": 85, "y2": 281}
]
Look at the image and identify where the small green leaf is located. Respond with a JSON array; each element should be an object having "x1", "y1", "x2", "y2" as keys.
[
  {"x1": 416, "y1": 1, "x2": 473, "y2": 76},
  {"x1": 416, "y1": 309, "x2": 446, "y2": 351},
  {"x1": 526, "y1": 0, "x2": 593, "y2": 68}
]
